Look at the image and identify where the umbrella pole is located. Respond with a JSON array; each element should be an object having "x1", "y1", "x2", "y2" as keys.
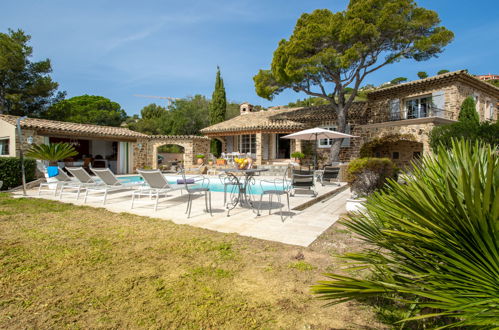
[{"x1": 314, "y1": 133, "x2": 318, "y2": 170}]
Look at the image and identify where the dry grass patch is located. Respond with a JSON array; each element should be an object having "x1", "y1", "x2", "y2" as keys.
[{"x1": 0, "y1": 194, "x2": 383, "y2": 329}]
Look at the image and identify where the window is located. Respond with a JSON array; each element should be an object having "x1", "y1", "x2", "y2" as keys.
[
  {"x1": 0, "y1": 138, "x2": 9, "y2": 156},
  {"x1": 486, "y1": 101, "x2": 495, "y2": 120},
  {"x1": 318, "y1": 125, "x2": 351, "y2": 148},
  {"x1": 389, "y1": 99, "x2": 400, "y2": 120},
  {"x1": 239, "y1": 134, "x2": 255, "y2": 154},
  {"x1": 405, "y1": 95, "x2": 432, "y2": 119},
  {"x1": 413, "y1": 151, "x2": 421, "y2": 159},
  {"x1": 392, "y1": 152, "x2": 400, "y2": 159}
]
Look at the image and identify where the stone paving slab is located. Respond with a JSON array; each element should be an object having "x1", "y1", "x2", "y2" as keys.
[{"x1": 12, "y1": 184, "x2": 350, "y2": 247}]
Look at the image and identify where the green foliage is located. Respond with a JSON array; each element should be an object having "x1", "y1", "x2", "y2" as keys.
[
  {"x1": 25, "y1": 143, "x2": 78, "y2": 163},
  {"x1": 437, "y1": 69, "x2": 450, "y2": 75},
  {"x1": 0, "y1": 29, "x2": 64, "y2": 116},
  {"x1": 209, "y1": 67, "x2": 227, "y2": 125},
  {"x1": 288, "y1": 261, "x2": 316, "y2": 271},
  {"x1": 140, "y1": 103, "x2": 168, "y2": 120},
  {"x1": 128, "y1": 95, "x2": 211, "y2": 136},
  {"x1": 458, "y1": 96, "x2": 479, "y2": 123},
  {"x1": 291, "y1": 151, "x2": 305, "y2": 159},
  {"x1": 45, "y1": 95, "x2": 127, "y2": 126},
  {"x1": 288, "y1": 97, "x2": 329, "y2": 108},
  {"x1": 486, "y1": 79, "x2": 499, "y2": 88},
  {"x1": 390, "y1": 77, "x2": 408, "y2": 85},
  {"x1": 195, "y1": 154, "x2": 205, "y2": 159},
  {"x1": 417, "y1": 71, "x2": 428, "y2": 79},
  {"x1": 346, "y1": 158, "x2": 397, "y2": 196},
  {"x1": 0, "y1": 157, "x2": 36, "y2": 190},
  {"x1": 429, "y1": 120, "x2": 499, "y2": 150},
  {"x1": 312, "y1": 140, "x2": 499, "y2": 328}
]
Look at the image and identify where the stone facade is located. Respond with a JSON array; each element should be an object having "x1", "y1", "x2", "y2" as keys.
[{"x1": 132, "y1": 136, "x2": 210, "y2": 171}]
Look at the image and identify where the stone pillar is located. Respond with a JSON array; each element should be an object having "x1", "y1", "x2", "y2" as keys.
[
  {"x1": 268, "y1": 133, "x2": 275, "y2": 161},
  {"x1": 255, "y1": 132, "x2": 263, "y2": 165},
  {"x1": 295, "y1": 139, "x2": 303, "y2": 153}
]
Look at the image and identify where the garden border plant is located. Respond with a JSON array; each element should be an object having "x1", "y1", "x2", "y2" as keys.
[
  {"x1": 0, "y1": 157, "x2": 36, "y2": 190},
  {"x1": 312, "y1": 139, "x2": 499, "y2": 328}
]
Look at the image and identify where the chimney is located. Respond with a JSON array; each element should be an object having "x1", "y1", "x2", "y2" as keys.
[{"x1": 240, "y1": 102, "x2": 254, "y2": 115}]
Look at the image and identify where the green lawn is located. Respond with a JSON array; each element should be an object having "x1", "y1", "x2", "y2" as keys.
[{"x1": 0, "y1": 194, "x2": 381, "y2": 329}]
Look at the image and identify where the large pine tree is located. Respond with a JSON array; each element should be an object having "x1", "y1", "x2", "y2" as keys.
[{"x1": 209, "y1": 67, "x2": 227, "y2": 156}]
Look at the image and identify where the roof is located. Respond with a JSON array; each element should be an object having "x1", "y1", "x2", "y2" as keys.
[
  {"x1": 270, "y1": 102, "x2": 368, "y2": 122},
  {"x1": 200, "y1": 108, "x2": 306, "y2": 135},
  {"x1": 0, "y1": 115, "x2": 148, "y2": 139},
  {"x1": 368, "y1": 70, "x2": 499, "y2": 98}
]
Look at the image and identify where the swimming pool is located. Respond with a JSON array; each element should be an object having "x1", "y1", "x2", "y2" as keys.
[{"x1": 117, "y1": 175, "x2": 284, "y2": 195}]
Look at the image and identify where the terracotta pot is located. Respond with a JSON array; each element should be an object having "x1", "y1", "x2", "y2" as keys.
[
  {"x1": 208, "y1": 160, "x2": 214, "y2": 166},
  {"x1": 197, "y1": 158, "x2": 204, "y2": 165},
  {"x1": 216, "y1": 159, "x2": 227, "y2": 166}
]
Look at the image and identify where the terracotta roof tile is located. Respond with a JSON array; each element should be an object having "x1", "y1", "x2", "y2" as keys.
[
  {"x1": 368, "y1": 70, "x2": 499, "y2": 97},
  {"x1": 200, "y1": 108, "x2": 306, "y2": 134},
  {"x1": 0, "y1": 115, "x2": 148, "y2": 139}
]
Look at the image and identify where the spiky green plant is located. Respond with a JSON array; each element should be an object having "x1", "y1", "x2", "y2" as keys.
[
  {"x1": 25, "y1": 143, "x2": 78, "y2": 163},
  {"x1": 312, "y1": 139, "x2": 499, "y2": 328}
]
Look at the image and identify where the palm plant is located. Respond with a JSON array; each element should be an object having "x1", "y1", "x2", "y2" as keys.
[
  {"x1": 25, "y1": 143, "x2": 78, "y2": 165},
  {"x1": 312, "y1": 139, "x2": 499, "y2": 328}
]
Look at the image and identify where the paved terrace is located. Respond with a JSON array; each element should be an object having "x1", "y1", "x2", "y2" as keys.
[{"x1": 12, "y1": 180, "x2": 349, "y2": 247}]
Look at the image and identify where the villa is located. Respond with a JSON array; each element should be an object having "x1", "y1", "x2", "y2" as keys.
[
  {"x1": 1, "y1": 70, "x2": 497, "y2": 174},
  {"x1": 202, "y1": 70, "x2": 498, "y2": 168}
]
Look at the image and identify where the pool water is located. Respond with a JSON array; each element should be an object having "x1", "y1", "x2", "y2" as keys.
[{"x1": 118, "y1": 175, "x2": 284, "y2": 195}]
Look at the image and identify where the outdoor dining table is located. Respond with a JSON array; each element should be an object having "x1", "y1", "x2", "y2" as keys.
[{"x1": 219, "y1": 168, "x2": 268, "y2": 217}]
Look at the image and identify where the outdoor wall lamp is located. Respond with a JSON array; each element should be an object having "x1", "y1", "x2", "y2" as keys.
[
  {"x1": 137, "y1": 143, "x2": 143, "y2": 150},
  {"x1": 27, "y1": 136, "x2": 34, "y2": 145}
]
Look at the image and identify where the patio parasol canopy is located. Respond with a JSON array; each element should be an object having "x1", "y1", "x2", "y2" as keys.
[
  {"x1": 281, "y1": 127, "x2": 358, "y2": 169},
  {"x1": 281, "y1": 127, "x2": 358, "y2": 140}
]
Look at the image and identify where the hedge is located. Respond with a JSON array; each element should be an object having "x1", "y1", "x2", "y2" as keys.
[{"x1": 0, "y1": 157, "x2": 37, "y2": 190}]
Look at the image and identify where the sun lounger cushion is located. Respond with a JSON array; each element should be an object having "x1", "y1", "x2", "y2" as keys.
[{"x1": 177, "y1": 178, "x2": 195, "y2": 184}]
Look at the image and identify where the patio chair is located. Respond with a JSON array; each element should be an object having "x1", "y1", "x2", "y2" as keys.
[
  {"x1": 84, "y1": 168, "x2": 143, "y2": 205},
  {"x1": 38, "y1": 167, "x2": 77, "y2": 196},
  {"x1": 219, "y1": 172, "x2": 244, "y2": 206},
  {"x1": 257, "y1": 166, "x2": 292, "y2": 221},
  {"x1": 131, "y1": 169, "x2": 183, "y2": 211},
  {"x1": 321, "y1": 165, "x2": 341, "y2": 186},
  {"x1": 290, "y1": 168, "x2": 317, "y2": 197},
  {"x1": 61, "y1": 167, "x2": 100, "y2": 199},
  {"x1": 178, "y1": 169, "x2": 212, "y2": 218}
]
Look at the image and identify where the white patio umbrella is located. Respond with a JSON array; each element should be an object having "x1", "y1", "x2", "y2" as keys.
[{"x1": 281, "y1": 127, "x2": 358, "y2": 169}]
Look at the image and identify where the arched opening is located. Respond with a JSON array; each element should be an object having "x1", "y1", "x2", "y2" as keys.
[
  {"x1": 156, "y1": 144, "x2": 185, "y2": 172},
  {"x1": 360, "y1": 134, "x2": 423, "y2": 170}
]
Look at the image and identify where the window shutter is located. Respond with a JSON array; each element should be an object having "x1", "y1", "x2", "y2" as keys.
[
  {"x1": 432, "y1": 91, "x2": 445, "y2": 117},
  {"x1": 389, "y1": 99, "x2": 400, "y2": 120}
]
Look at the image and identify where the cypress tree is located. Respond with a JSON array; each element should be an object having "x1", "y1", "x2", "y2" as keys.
[
  {"x1": 210, "y1": 66, "x2": 227, "y2": 125},
  {"x1": 458, "y1": 96, "x2": 479, "y2": 124},
  {"x1": 209, "y1": 67, "x2": 227, "y2": 156}
]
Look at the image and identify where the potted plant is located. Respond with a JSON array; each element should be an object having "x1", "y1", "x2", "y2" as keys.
[
  {"x1": 345, "y1": 157, "x2": 397, "y2": 213},
  {"x1": 196, "y1": 154, "x2": 205, "y2": 165},
  {"x1": 25, "y1": 143, "x2": 78, "y2": 188},
  {"x1": 291, "y1": 151, "x2": 305, "y2": 164},
  {"x1": 208, "y1": 159, "x2": 214, "y2": 166},
  {"x1": 216, "y1": 158, "x2": 227, "y2": 166}
]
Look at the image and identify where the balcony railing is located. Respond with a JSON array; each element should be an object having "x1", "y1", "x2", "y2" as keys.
[{"x1": 368, "y1": 106, "x2": 455, "y2": 124}]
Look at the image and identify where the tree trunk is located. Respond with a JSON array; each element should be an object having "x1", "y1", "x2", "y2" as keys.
[{"x1": 329, "y1": 104, "x2": 347, "y2": 163}]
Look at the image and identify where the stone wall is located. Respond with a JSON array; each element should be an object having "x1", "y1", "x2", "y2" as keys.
[{"x1": 455, "y1": 81, "x2": 498, "y2": 121}]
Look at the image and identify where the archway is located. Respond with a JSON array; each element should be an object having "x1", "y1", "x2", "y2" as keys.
[
  {"x1": 156, "y1": 144, "x2": 185, "y2": 171},
  {"x1": 360, "y1": 134, "x2": 423, "y2": 169}
]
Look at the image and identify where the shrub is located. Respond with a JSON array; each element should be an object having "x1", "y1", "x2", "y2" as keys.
[
  {"x1": 312, "y1": 140, "x2": 499, "y2": 328},
  {"x1": 291, "y1": 151, "x2": 305, "y2": 159},
  {"x1": 458, "y1": 96, "x2": 479, "y2": 123},
  {"x1": 0, "y1": 157, "x2": 37, "y2": 190},
  {"x1": 195, "y1": 154, "x2": 205, "y2": 159},
  {"x1": 429, "y1": 120, "x2": 499, "y2": 151},
  {"x1": 346, "y1": 158, "x2": 397, "y2": 197}
]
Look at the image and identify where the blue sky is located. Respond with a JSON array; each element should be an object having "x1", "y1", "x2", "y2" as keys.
[{"x1": 1, "y1": 0, "x2": 498, "y2": 116}]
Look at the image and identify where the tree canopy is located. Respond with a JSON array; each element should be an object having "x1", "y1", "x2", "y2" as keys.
[
  {"x1": 253, "y1": 0, "x2": 454, "y2": 160},
  {"x1": 458, "y1": 96, "x2": 479, "y2": 123},
  {"x1": 417, "y1": 71, "x2": 428, "y2": 79},
  {"x1": 44, "y1": 95, "x2": 127, "y2": 127},
  {"x1": 0, "y1": 29, "x2": 64, "y2": 117}
]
